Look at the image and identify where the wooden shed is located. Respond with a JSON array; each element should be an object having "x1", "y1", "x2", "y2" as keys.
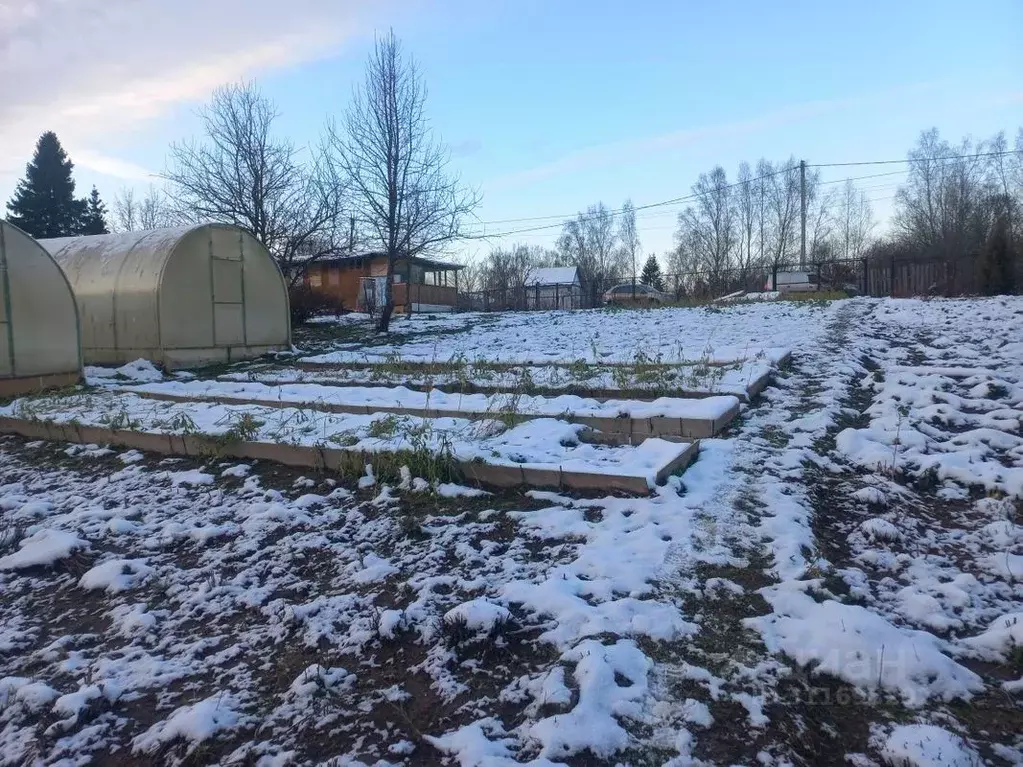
[{"x1": 305, "y1": 253, "x2": 463, "y2": 313}]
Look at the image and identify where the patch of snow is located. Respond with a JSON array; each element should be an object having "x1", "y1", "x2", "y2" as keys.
[
  {"x1": 78, "y1": 559, "x2": 152, "y2": 593},
  {"x1": 0, "y1": 528, "x2": 88, "y2": 570},
  {"x1": 436, "y1": 483, "x2": 491, "y2": 498},
  {"x1": 958, "y1": 611, "x2": 1023, "y2": 662},
  {"x1": 132, "y1": 693, "x2": 244, "y2": 754},
  {"x1": 878, "y1": 724, "x2": 981, "y2": 767},
  {"x1": 747, "y1": 583, "x2": 983, "y2": 706},
  {"x1": 444, "y1": 599, "x2": 511, "y2": 633}
]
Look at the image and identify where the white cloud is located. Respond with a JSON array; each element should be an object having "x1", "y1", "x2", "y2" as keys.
[
  {"x1": 71, "y1": 150, "x2": 153, "y2": 181},
  {"x1": 0, "y1": 0, "x2": 400, "y2": 190}
]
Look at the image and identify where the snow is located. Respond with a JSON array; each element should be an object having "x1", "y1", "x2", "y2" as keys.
[
  {"x1": 0, "y1": 295, "x2": 1021, "y2": 763},
  {"x1": 0, "y1": 528, "x2": 88, "y2": 570},
  {"x1": 301, "y1": 301, "x2": 806, "y2": 366},
  {"x1": 78, "y1": 558, "x2": 152, "y2": 593},
  {"x1": 444, "y1": 598, "x2": 510, "y2": 633},
  {"x1": 528, "y1": 639, "x2": 650, "y2": 759},
  {"x1": 124, "y1": 378, "x2": 741, "y2": 421},
  {"x1": 132, "y1": 693, "x2": 245, "y2": 754},
  {"x1": 436, "y1": 482, "x2": 490, "y2": 498},
  {"x1": 748, "y1": 582, "x2": 984, "y2": 706},
  {"x1": 1, "y1": 391, "x2": 697, "y2": 490},
  {"x1": 959, "y1": 611, "x2": 1023, "y2": 662},
  {"x1": 223, "y1": 357, "x2": 773, "y2": 399},
  {"x1": 878, "y1": 724, "x2": 981, "y2": 766},
  {"x1": 0, "y1": 678, "x2": 59, "y2": 712},
  {"x1": 86, "y1": 358, "x2": 164, "y2": 384}
]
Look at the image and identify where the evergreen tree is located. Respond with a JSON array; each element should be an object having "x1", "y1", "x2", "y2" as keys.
[
  {"x1": 640, "y1": 254, "x2": 665, "y2": 291},
  {"x1": 5, "y1": 132, "x2": 87, "y2": 238},
  {"x1": 980, "y1": 213, "x2": 1016, "y2": 296},
  {"x1": 80, "y1": 186, "x2": 109, "y2": 235}
]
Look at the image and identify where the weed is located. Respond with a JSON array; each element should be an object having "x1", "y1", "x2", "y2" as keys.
[{"x1": 367, "y1": 414, "x2": 403, "y2": 439}]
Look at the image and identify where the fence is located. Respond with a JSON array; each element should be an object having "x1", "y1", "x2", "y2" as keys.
[{"x1": 455, "y1": 255, "x2": 1012, "y2": 313}]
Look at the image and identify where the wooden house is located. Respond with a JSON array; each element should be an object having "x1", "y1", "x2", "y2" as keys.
[{"x1": 304, "y1": 253, "x2": 463, "y2": 314}]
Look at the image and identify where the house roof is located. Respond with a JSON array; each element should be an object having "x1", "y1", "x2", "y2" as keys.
[
  {"x1": 524, "y1": 266, "x2": 579, "y2": 286},
  {"x1": 319, "y1": 252, "x2": 464, "y2": 271}
]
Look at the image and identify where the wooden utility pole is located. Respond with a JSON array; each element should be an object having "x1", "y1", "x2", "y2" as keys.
[{"x1": 799, "y1": 159, "x2": 807, "y2": 269}]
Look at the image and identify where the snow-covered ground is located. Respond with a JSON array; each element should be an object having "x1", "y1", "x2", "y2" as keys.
[
  {"x1": 301, "y1": 304, "x2": 808, "y2": 366},
  {"x1": 1, "y1": 297, "x2": 1021, "y2": 765},
  {"x1": 118, "y1": 379, "x2": 740, "y2": 422}
]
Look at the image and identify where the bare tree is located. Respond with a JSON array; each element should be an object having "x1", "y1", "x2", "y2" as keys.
[
  {"x1": 557, "y1": 202, "x2": 623, "y2": 286},
  {"x1": 894, "y1": 128, "x2": 992, "y2": 260},
  {"x1": 112, "y1": 185, "x2": 177, "y2": 232},
  {"x1": 163, "y1": 81, "x2": 345, "y2": 285},
  {"x1": 734, "y1": 162, "x2": 759, "y2": 281},
  {"x1": 805, "y1": 172, "x2": 835, "y2": 264},
  {"x1": 762, "y1": 158, "x2": 801, "y2": 266},
  {"x1": 324, "y1": 30, "x2": 480, "y2": 331},
  {"x1": 837, "y1": 179, "x2": 874, "y2": 259},
  {"x1": 457, "y1": 257, "x2": 485, "y2": 295},
  {"x1": 674, "y1": 167, "x2": 735, "y2": 291},
  {"x1": 480, "y1": 244, "x2": 537, "y2": 308},
  {"x1": 618, "y1": 199, "x2": 641, "y2": 283}
]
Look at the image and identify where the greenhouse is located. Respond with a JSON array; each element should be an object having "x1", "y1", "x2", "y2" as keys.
[
  {"x1": 41, "y1": 224, "x2": 291, "y2": 369},
  {"x1": 0, "y1": 221, "x2": 82, "y2": 395}
]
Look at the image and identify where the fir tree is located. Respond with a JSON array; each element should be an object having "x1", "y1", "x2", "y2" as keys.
[
  {"x1": 80, "y1": 186, "x2": 109, "y2": 235},
  {"x1": 640, "y1": 254, "x2": 665, "y2": 291},
  {"x1": 5, "y1": 132, "x2": 87, "y2": 238}
]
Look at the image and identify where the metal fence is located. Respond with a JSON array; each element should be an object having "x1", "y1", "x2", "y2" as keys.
[{"x1": 455, "y1": 255, "x2": 1015, "y2": 312}]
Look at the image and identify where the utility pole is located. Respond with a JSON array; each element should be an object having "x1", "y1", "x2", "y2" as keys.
[
  {"x1": 348, "y1": 216, "x2": 356, "y2": 254},
  {"x1": 799, "y1": 159, "x2": 807, "y2": 269}
]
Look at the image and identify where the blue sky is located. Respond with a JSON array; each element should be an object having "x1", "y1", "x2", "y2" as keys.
[{"x1": 2, "y1": 0, "x2": 1020, "y2": 258}]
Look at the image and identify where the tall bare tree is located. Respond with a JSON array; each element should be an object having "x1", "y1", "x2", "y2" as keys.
[
  {"x1": 163, "y1": 81, "x2": 345, "y2": 285},
  {"x1": 734, "y1": 161, "x2": 759, "y2": 280},
  {"x1": 556, "y1": 202, "x2": 624, "y2": 286},
  {"x1": 837, "y1": 179, "x2": 874, "y2": 259},
  {"x1": 112, "y1": 185, "x2": 177, "y2": 232},
  {"x1": 894, "y1": 129, "x2": 992, "y2": 260},
  {"x1": 325, "y1": 31, "x2": 480, "y2": 331},
  {"x1": 761, "y1": 158, "x2": 802, "y2": 266},
  {"x1": 674, "y1": 166, "x2": 735, "y2": 290},
  {"x1": 618, "y1": 199, "x2": 641, "y2": 283}
]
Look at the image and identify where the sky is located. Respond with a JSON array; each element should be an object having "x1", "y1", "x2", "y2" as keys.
[{"x1": 1, "y1": 0, "x2": 1021, "y2": 261}]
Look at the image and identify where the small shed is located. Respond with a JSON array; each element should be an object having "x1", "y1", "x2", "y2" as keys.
[
  {"x1": 0, "y1": 221, "x2": 82, "y2": 395},
  {"x1": 40, "y1": 224, "x2": 290, "y2": 370},
  {"x1": 523, "y1": 266, "x2": 582, "y2": 309}
]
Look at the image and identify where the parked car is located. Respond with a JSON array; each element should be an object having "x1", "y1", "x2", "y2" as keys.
[{"x1": 603, "y1": 283, "x2": 671, "y2": 306}]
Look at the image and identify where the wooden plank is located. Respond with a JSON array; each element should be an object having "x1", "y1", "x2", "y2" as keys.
[
  {"x1": 0, "y1": 415, "x2": 698, "y2": 496},
  {"x1": 0, "y1": 371, "x2": 81, "y2": 399}
]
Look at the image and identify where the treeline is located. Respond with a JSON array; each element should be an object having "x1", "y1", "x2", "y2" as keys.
[
  {"x1": 470, "y1": 127, "x2": 1022, "y2": 298},
  {"x1": 872, "y1": 128, "x2": 1022, "y2": 294},
  {"x1": 5, "y1": 32, "x2": 479, "y2": 331}
]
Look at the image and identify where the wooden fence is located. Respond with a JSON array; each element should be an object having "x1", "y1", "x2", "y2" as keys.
[{"x1": 864, "y1": 258, "x2": 981, "y2": 297}]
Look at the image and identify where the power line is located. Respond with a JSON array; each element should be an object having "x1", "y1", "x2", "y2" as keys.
[
  {"x1": 464, "y1": 166, "x2": 793, "y2": 240},
  {"x1": 808, "y1": 149, "x2": 1019, "y2": 168},
  {"x1": 465, "y1": 149, "x2": 1021, "y2": 241}
]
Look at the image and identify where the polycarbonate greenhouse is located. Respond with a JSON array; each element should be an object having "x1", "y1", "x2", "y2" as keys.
[
  {"x1": 0, "y1": 221, "x2": 82, "y2": 395},
  {"x1": 40, "y1": 224, "x2": 291, "y2": 370}
]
